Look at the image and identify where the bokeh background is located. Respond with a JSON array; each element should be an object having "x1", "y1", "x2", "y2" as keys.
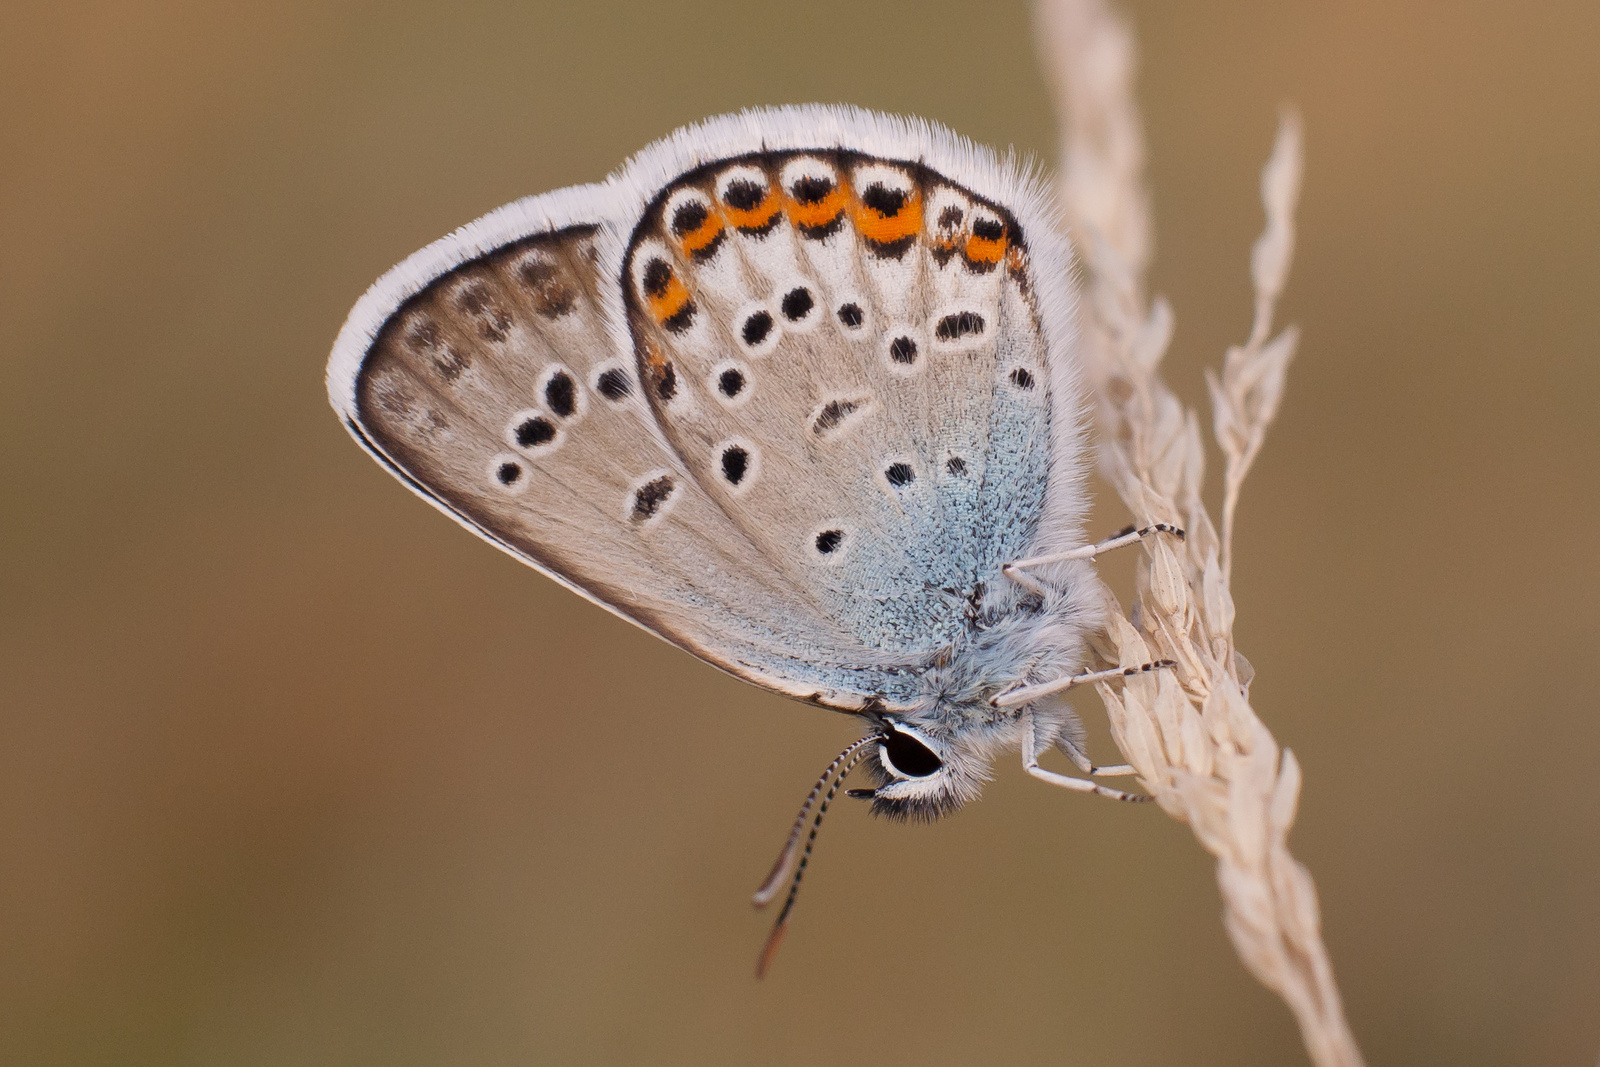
[{"x1": 5, "y1": 1, "x2": 1598, "y2": 1064}]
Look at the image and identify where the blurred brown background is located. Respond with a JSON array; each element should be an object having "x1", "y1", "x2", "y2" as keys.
[{"x1": 4, "y1": 1, "x2": 1597, "y2": 1064}]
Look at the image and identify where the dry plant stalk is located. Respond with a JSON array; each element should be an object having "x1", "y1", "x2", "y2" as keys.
[{"x1": 1037, "y1": 2, "x2": 1365, "y2": 1065}]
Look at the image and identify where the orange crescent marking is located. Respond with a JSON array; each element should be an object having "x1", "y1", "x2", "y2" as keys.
[
  {"x1": 675, "y1": 208, "x2": 725, "y2": 256},
  {"x1": 785, "y1": 185, "x2": 848, "y2": 229},
  {"x1": 723, "y1": 188, "x2": 782, "y2": 230},
  {"x1": 964, "y1": 233, "x2": 1008, "y2": 264},
  {"x1": 851, "y1": 190, "x2": 924, "y2": 244},
  {"x1": 646, "y1": 270, "x2": 692, "y2": 323}
]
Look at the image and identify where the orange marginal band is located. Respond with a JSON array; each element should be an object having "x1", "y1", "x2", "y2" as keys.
[
  {"x1": 647, "y1": 270, "x2": 692, "y2": 324},
  {"x1": 786, "y1": 185, "x2": 848, "y2": 229},
  {"x1": 964, "y1": 231, "x2": 1008, "y2": 265},
  {"x1": 852, "y1": 190, "x2": 923, "y2": 244},
  {"x1": 675, "y1": 209, "x2": 724, "y2": 257},
  {"x1": 722, "y1": 187, "x2": 782, "y2": 231}
]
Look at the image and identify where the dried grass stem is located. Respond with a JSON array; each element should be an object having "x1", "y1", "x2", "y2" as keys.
[{"x1": 1037, "y1": 2, "x2": 1364, "y2": 1064}]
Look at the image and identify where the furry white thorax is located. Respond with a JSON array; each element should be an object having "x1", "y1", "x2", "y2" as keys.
[{"x1": 862, "y1": 555, "x2": 1101, "y2": 819}]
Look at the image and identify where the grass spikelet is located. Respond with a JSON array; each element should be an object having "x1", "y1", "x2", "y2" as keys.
[{"x1": 1036, "y1": 2, "x2": 1366, "y2": 1064}]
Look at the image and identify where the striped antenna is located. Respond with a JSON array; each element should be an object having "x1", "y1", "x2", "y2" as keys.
[
  {"x1": 754, "y1": 742, "x2": 875, "y2": 978},
  {"x1": 751, "y1": 733, "x2": 880, "y2": 908}
]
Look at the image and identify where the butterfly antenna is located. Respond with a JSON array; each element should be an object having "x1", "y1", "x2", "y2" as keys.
[
  {"x1": 755, "y1": 742, "x2": 875, "y2": 979},
  {"x1": 752, "y1": 733, "x2": 879, "y2": 908}
]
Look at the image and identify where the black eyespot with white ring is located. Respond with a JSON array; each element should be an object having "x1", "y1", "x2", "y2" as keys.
[
  {"x1": 709, "y1": 360, "x2": 753, "y2": 408},
  {"x1": 808, "y1": 523, "x2": 852, "y2": 562},
  {"x1": 625, "y1": 468, "x2": 680, "y2": 527},
  {"x1": 715, "y1": 438, "x2": 760, "y2": 494},
  {"x1": 735, "y1": 300, "x2": 781, "y2": 356},
  {"x1": 489, "y1": 453, "x2": 527, "y2": 493},
  {"x1": 883, "y1": 327, "x2": 922, "y2": 375},
  {"x1": 781, "y1": 285, "x2": 816, "y2": 324},
  {"x1": 834, "y1": 294, "x2": 869, "y2": 333},
  {"x1": 507, "y1": 408, "x2": 562, "y2": 455},
  {"x1": 592, "y1": 360, "x2": 634, "y2": 403},
  {"x1": 536, "y1": 362, "x2": 587, "y2": 424}
]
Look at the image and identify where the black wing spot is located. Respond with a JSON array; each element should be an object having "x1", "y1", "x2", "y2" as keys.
[
  {"x1": 671, "y1": 200, "x2": 709, "y2": 236},
  {"x1": 717, "y1": 368, "x2": 746, "y2": 398},
  {"x1": 496, "y1": 461, "x2": 523, "y2": 486},
  {"x1": 781, "y1": 287, "x2": 814, "y2": 321},
  {"x1": 723, "y1": 178, "x2": 765, "y2": 210},
  {"x1": 945, "y1": 456, "x2": 968, "y2": 476},
  {"x1": 812, "y1": 398, "x2": 861, "y2": 435},
  {"x1": 654, "y1": 361, "x2": 678, "y2": 401},
  {"x1": 517, "y1": 260, "x2": 555, "y2": 287},
  {"x1": 596, "y1": 368, "x2": 632, "y2": 401},
  {"x1": 1009, "y1": 367, "x2": 1036, "y2": 390},
  {"x1": 742, "y1": 310, "x2": 774, "y2": 346},
  {"x1": 814, "y1": 529, "x2": 844, "y2": 555},
  {"x1": 641, "y1": 258, "x2": 673, "y2": 298},
  {"x1": 972, "y1": 217, "x2": 1006, "y2": 241},
  {"x1": 885, "y1": 462, "x2": 914, "y2": 488},
  {"x1": 837, "y1": 302, "x2": 864, "y2": 328},
  {"x1": 544, "y1": 371, "x2": 577, "y2": 418},
  {"x1": 631, "y1": 475, "x2": 675, "y2": 521},
  {"x1": 791, "y1": 175, "x2": 834, "y2": 204},
  {"x1": 861, "y1": 183, "x2": 908, "y2": 215},
  {"x1": 935, "y1": 312, "x2": 986, "y2": 342},
  {"x1": 721, "y1": 445, "x2": 749, "y2": 485},
  {"x1": 515, "y1": 417, "x2": 557, "y2": 448},
  {"x1": 938, "y1": 205, "x2": 965, "y2": 228},
  {"x1": 864, "y1": 234, "x2": 915, "y2": 260},
  {"x1": 889, "y1": 336, "x2": 918, "y2": 364}
]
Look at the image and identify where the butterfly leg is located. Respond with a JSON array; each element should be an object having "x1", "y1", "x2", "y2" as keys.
[
  {"x1": 990, "y1": 660, "x2": 1176, "y2": 708},
  {"x1": 1003, "y1": 523, "x2": 1187, "y2": 591},
  {"x1": 1021, "y1": 711, "x2": 1151, "y2": 802},
  {"x1": 1058, "y1": 734, "x2": 1137, "y2": 778}
]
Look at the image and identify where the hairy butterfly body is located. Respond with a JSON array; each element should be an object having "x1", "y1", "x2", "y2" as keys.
[{"x1": 329, "y1": 106, "x2": 1154, "y2": 970}]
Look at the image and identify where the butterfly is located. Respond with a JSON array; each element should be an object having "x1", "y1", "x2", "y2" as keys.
[{"x1": 326, "y1": 105, "x2": 1174, "y2": 974}]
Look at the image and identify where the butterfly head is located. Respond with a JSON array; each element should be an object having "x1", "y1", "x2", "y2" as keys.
[{"x1": 852, "y1": 719, "x2": 989, "y2": 822}]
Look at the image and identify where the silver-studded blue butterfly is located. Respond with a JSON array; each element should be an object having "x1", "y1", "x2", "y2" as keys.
[{"x1": 327, "y1": 105, "x2": 1172, "y2": 974}]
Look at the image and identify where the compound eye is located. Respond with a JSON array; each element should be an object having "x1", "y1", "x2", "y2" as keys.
[{"x1": 880, "y1": 726, "x2": 943, "y2": 779}]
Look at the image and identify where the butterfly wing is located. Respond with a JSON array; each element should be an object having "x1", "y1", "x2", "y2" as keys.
[{"x1": 328, "y1": 107, "x2": 1088, "y2": 713}]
